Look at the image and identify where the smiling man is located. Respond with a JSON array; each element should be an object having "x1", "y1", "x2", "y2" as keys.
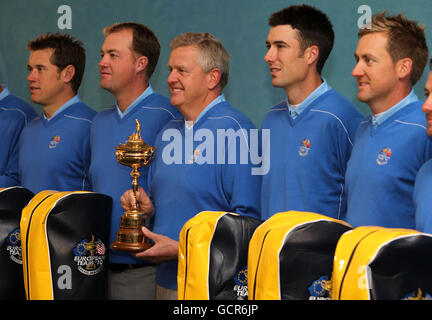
[
  {"x1": 343, "y1": 12, "x2": 431, "y2": 229},
  {"x1": 120, "y1": 32, "x2": 261, "y2": 299},
  {"x1": 88, "y1": 22, "x2": 179, "y2": 300},
  {"x1": 18, "y1": 33, "x2": 95, "y2": 194},
  {"x1": 260, "y1": 5, "x2": 363, "y2": 220}
]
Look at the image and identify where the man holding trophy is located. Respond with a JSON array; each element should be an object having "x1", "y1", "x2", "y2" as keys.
[
  {"x1": 89, "y1": 22, "x2": 179, "y2": 300},
  {"x1": 120, "y1": 32, "x2": 261, "y2": 299}
]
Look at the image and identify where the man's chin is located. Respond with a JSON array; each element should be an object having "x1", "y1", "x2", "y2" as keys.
[
  {"x1": 357, "y1": 93, "x2": 370, "y2": 104},
  {"x1": 29, "y1": 96, "x2": 42, "y2": 105},
  {"x1": 100, "y1": 82, "x2": 114, "y2": 93}
]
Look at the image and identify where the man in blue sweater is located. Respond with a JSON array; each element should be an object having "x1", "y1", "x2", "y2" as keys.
[
  {"x1": 343, "y1": 12, "x2": 431, "y2": 228},
  {"x1": 260, "y1": 5, "x2": 363, "y2": 220},
  {"x1": 413, "y1": 59, "x2": 432, "y2": 233},
  {"x1": 89, "y1": 22, "x2": 180, "y2": 300},
  {"x1": 0, "y1": 85, "x2": 37, "y2": 186},
  {"x1": 19, "y1": 33, "x2": 95, "y2": 194},
  {"x1": 120, "y1": 32, "x2": 261, "y2": 299}
]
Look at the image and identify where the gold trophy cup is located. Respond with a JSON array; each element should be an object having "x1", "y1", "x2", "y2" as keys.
[{"x1": 110, "y1": 119, "x2": 156, "y2": 252}]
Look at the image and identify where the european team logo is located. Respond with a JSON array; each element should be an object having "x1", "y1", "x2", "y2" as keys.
[
  {"x1": 6, "y1": 228, "x2": 22, "y2": 264},
  {"x1": 73, "y1": 235, "x2": 106, "y2": 275},
  {"x1": 233, "y1": 266, "x2": 248, "y2": 300},
  {"x1": 308, "y1": 275, "x2": 331, "y2": 300},
  {"x1": 49, "y1": 135, "x2": 61, "y2": 149},
  {"x1": 298, "y1": 138, "x2": 311, "y2": 156},
  {"x1": 376, "y1": 147, "x2": 392, "y2": 165},
  {"x1": 402, "y1": 288, "x2": 432, "y2": 300}
]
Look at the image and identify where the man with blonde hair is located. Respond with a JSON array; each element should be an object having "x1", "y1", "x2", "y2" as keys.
[
  {"x1": 343, "y1": 12, "x2": 432, "y2": 228},
  {"x1": 120, "y1": 32, "x2": 260, "y2": 299}
]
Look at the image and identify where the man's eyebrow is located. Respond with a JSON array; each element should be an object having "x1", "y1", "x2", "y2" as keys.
[
  {"x1": 267, "y1": 40, "x2": 288, "y2": 46},
  {"x1": 27, "y1": 64, "x2": 46, "y2": 69},
  {"x1": 101, "y1": 48, "x2": 120, "y2": 54}
]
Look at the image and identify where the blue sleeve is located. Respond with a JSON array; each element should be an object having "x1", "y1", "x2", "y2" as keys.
[
  {"x1": 335, "y1": 109, "x2": 363, "y2": 175},
  {"x1": 220, "y1": 126, "x2": 261, "y2": 219},
  {"x1": 0, "y1": 116, "x2": 25, "y2": 187}
]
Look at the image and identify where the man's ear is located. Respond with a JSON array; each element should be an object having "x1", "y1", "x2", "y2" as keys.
[
  {"x1": 62, "y1": 65, "x2": 75, "y2": 84},
  {"x1": 304, "y1": 45, "x2": 320, "y2": 66},
  {"x1": 207, "y1": 68, "x2": 222, "y2": 90},
  {"x1": 397, "y1": 57, "x2": 413, "y2": 81},
  {"x1": 136, "y1": 56, "x2": 149, "y2": 73}
]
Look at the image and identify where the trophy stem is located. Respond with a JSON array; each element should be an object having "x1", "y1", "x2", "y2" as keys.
[{"x1": 131, "y1": 164, "x2": 140, "y2": 210}]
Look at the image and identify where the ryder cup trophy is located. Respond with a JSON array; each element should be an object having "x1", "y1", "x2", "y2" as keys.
[{"x1": 110, "y1": 119, "x2": 156, "y2": 252}]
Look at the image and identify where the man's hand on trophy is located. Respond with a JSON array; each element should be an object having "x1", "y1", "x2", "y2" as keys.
[
  {"x1": 133, "y1": 227, "x2": 179, "y2": 263},
  {"x1": 120, "y1": 186, "x2": 154, "y2": 219}
]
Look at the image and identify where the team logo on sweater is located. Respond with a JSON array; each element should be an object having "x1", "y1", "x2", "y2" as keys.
[
  {"x1": 233, "y1": 266, "x2": 248, "y2": 300},
  {"x1": 376, "y1": 147, "x2": 392, "y2": 165},
  {"x1": 298, "y1": 138, "x2": 311, "y2": 156},
  {"x1": 49, "y1": 135, "x2": 61, "y2": 149},
  {"x1": 6, "y1": 228, "x2": 22, "y2": 264},
  {"x1": 73, "y1": 235, "x2": 106, "y2": 275},
  {"x1": 188, "y1": 149, "x2": 201, "y2": 164}
]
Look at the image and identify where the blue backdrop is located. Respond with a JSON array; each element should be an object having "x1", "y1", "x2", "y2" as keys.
[{"x1": 1, "y1": 0, "x2": 431, "y2": 126}]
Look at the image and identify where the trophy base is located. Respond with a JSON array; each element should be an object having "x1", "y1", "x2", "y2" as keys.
[
  {"x1": 110, "y1": 208, "x2": 151, "y2": 253},
  {"x1": 110, "y1": 240, "x2": 151, "y2": 253}
]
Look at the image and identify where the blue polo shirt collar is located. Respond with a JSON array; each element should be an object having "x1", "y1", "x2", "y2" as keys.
[
  {"x1": 116, "y1": 85, "x2": 154, "y2": 119},
  {"x1": 287, "y1": 78, "x2": 330, "y2": 119}
]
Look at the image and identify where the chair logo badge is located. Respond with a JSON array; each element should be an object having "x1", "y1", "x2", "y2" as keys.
[
  {"x1": 6, "y1": 228, "x2": 22, "y2": 264},
  {"x1": 308, "y1": 275, "x2": 331, "y2": 300},
  {"x1": 73, "y1": 235, "x2": 106, "y2": 275},
  {"x1": 403, "y1": 288, "x2": 432, "y2": 300},
  {"x1": 233, "y1": 266, "x2": 248, "y2": 300}
]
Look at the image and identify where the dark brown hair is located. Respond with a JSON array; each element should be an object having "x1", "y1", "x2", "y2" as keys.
[
  {"x1": 269, "y1": 4, "x2": 334, "y2": 74},
  {"x1": 28, "y1": 33, "x2": 85, "y2": 94},
  {"x1": 104, "y1": 22, "x2": 160, "y2": 80}
]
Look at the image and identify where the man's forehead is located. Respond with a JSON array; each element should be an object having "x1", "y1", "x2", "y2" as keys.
[
  {"x1": 28, "y1": 48, "x2": 55, "y2": 63},
  {"x1": 425, "y1": 71, "x2": 432, "y2": 90},
  {"x1": 267, "y1": 25, "x2": 301, "y2": 41},
  {"x1": 102, "y1": 30, "x2": 133, "y2": 50}
]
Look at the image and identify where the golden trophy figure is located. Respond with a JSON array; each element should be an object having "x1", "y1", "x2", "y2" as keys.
[
  {"x1": 84, "y1": 235, "x2": 97, "y2": 271},
  {"x1": 110, "y1": 119, "x2": 156, "y2": 252}
]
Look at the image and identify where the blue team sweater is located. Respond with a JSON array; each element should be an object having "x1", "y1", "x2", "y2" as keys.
[
  {"x1": 19, "y1": 102, "x2": 95, "y2": 194},
  {"x1": 149, "y1": 101, "x2": 261, "y2": 290},
  {"x1": 413, "y1": 158, "x2": 432, "y2": 233},
  {"x1": 89, "y1": 92, "x2": 180, "y2": 265},
  {"x1": 0, "y1": 91, "x2": 37, "y2": 121},
  {"x1": 343, "y1": 101, "x2": 432, "y2": 228},
  {"x1": 261, "y1": 89, "x2": 363, "y2": 220},
  {"x1": 0, "y1": 92, "x2": 37, "y2": 186}
]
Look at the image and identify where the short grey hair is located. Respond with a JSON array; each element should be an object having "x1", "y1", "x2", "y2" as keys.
[{"x1": 170, "y1": 32, "x2": 230, "y2": 90}]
